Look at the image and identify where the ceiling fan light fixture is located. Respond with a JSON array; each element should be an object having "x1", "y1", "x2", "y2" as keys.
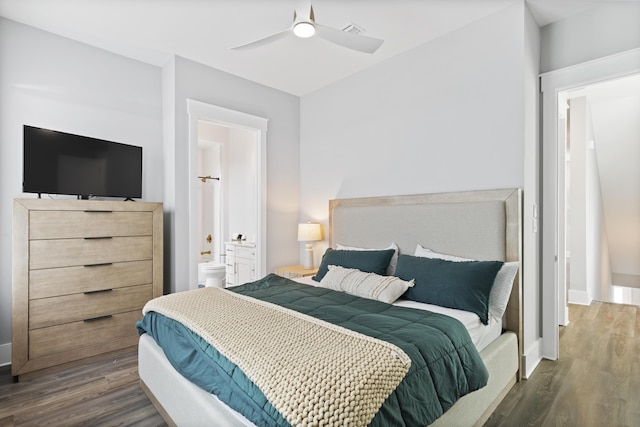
[
  {"x1": 293, "y1": 21, "x2": 315, "y2": 38},
  {"x1": 231, "y1": 3, "x2": 383, "y2": 54}
]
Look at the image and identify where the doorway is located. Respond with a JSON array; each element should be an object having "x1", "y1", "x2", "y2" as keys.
[
  {"x1": 187, "y1": 99, "x2": 268, "y2": 290},
  {"x1": 560, "y1": 75, "x2": 640, "y2": 311},
  {"x1": 586, "y1": 75, "x2": 640, "y2": 306},
  {"x1": 540, "y1": 48, "x2": 640, "y2": 360}
]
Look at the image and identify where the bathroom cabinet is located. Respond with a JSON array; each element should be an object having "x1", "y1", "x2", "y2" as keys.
[
  {"x1": 224, "y1": 241, "x2": 256, "y2": 286},
  {"x1": 11, "y1": 199, "x2": 163, "y2": 380}
]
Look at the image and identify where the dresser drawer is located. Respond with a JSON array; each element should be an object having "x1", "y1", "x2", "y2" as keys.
[
  {"x1": 236, "y1": 246, "x2": 256, "y2": 258},
  {"x1": 29, "y1": 236, "x2": 152, "y2": 270},
  {"x1": 29, "y1": 260, "x2": 153, "y2": 299},
  {"x1": 29, "y1": 210, "x2": 153, "y2": 240},
  {"x1": 29, "y1": 284, "x2": 151, "y2": 329},
  {"x1": 29, "y1": 310, "x2": 141, "y2": 359}
]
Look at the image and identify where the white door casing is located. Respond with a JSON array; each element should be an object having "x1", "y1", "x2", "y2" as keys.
[
  {"x1": 187, "y1": 99, "x2": 268, "y2": 290},
  {"x1": 539, "y1": 48, "x2": 640, "y2": 360}
]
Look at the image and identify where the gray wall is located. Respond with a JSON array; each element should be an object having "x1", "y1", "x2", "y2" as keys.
[
  {"x1": 0, "y1": 19, "x2": 300, "y2": 363},
  {"x1": 522, "y1": 2, "x2": 542, "y2": 374},
  {"x1": 164, "y1": 56, "x2": 300, "y2": 294},
  {"x1": 0, "y1": 18, "x2": 164, "y2": 362},
  {"x1": 299, "y1": 2, "x2": 541, "y2": 374},
  {"x1": 540, "y1": 3, "x2": 640, "y2": 73}
]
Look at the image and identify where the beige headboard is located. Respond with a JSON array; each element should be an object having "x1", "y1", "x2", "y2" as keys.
[{"x1": 328, "y1": 188, "x2": 522, "y2": 376}]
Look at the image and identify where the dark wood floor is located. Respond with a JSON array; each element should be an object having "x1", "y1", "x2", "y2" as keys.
[
  {"x1": 485, "y1": 302, "x2": 640, "y2": 427},
  {"x1": 0, "y1": 302, "x2": 637, "y2": 426},
  {"x1": 0, "y1": 351, "x2": 166, "y2": 427}
]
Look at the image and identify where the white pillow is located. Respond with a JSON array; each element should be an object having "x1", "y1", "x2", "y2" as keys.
[
  {"x1": 319, "y1": 265, "x2": 414, "y2": 304},
  {"x1": 414, "y1": 244, "x2": 519, "y2": 320},
  {"x1": 336, "y1": 242, "x2": 399, "y2": 275}
]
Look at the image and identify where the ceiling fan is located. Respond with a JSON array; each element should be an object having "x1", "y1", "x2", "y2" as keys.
[{"x1": 231, "y1": 0, "x2": 384, "y2": 54}]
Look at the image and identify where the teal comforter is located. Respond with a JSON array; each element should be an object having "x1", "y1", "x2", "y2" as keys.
[{"x1": 136, "y1": 274, "x2": 488, "y2": 426}]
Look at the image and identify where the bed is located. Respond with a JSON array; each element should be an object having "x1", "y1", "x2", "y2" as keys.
[{"x1": 138, "y1": 188, "x2": 522, "y2": 426}]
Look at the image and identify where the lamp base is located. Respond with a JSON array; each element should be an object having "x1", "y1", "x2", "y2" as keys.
[{"x1": 303, "y1": 243, "x2": 314, "y2": 270}]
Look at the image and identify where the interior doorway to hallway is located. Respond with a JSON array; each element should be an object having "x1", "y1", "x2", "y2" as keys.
[
  {"x1": 539, "y1": 48, "x2": 640, "y2": 361},
  {"x1": 559, "y1": 74, "x2": 640, "y2": 312}
]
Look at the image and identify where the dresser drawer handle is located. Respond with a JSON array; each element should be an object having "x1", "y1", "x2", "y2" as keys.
[
  {"x1": 84, "y1": 289, "x2": 113, "y2": 295},
  {"x1": 84, "y1": 210, "x2": 113, "y2": 213},
  {"x1": 83, "y1": 315, "x2": 113, "y2": 322},
  {"x1": 84, "y1": 236, "x2": 113, "y2": 240},
  {"x1": 84, "y1": 263, "x2": 113, "y2": 268}
]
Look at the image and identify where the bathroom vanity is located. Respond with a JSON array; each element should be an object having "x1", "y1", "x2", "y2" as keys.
[{"x1": 224, "y1": 241, "x2": 256, "y2": 287}]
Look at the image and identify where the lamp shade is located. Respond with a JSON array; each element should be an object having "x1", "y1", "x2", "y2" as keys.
[{"x1": 297, "y1": 223, "x2": 322, "y2": 242}]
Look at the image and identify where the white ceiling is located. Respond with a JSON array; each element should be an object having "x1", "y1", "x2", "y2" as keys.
[{"x1": 0, "y1": 0, "x2": 607, "y2": 96}]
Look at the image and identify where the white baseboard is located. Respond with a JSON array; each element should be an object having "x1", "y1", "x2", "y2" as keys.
[
  {"x1": 522, "y1": 338, "x2": 542, "y2": 379},
  {"x1": 0, "y1": 342, "x2": 11, "y2": 367},
  {"x1": 568, "y1": 289, "x2": 592, "y2": 305}
]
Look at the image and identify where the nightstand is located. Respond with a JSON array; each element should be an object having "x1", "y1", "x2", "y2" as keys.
[{"x1": 274, "y1": 265, "x2": 319, "y2": 279}]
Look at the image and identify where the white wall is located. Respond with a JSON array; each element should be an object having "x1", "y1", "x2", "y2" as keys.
[
  {"x1": 0, "y1": 18, "x2": 163, "y2": 361},
  {"x1": 198, "y1": 121, "x2": 227, "y2": 264},
  {"x1": 0, "y1": 18, "x2": 300, "y2": 363},
  {"x1": 568, "y1": 97, "x2": 590, "y2": 303},
  {"x1": 165, "y1": 56, "x2": 300, "y2": 293},
  {"x1": 540, "y1": 3, "x2": 640, "y2": 73},
  {"x1": 586, "y1": 134, "x2": 610, "y2": 304},
  {"x1": 301, "y1": 1, "x2": 525, "y2": 226},
  {"x1": 584, "y1": 104, "x2": 608, "y2": 304},
  {"x1": 588, "y1": 76, "x2": 640, "y2": 279},
  {"x1": 522, "y1": 2, "x2": 541, "y2": 377},
  {"x1": 567, "y1": 96, "x2": 612, "y2": 305},
  {"x1": 300, "y1": 3, "x2": 540, "y2": 374},
  {"x1": 227, "y1": 127, "x2": 257, "y2": 242},
  {"x1": 197, "y1": 141, "x2": 222, "y2": 262}
]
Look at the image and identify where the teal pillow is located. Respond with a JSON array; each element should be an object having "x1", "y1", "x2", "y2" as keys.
[
  {"x1": 313, "y1": 248, "x2": 395, "y2": 282},
  {"x1": 395, "y1": 254, "x2": 503, "y2": 324}
]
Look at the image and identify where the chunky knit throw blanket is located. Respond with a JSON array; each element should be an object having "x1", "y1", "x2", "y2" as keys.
[{"x1": 143, "y1": 287, "x2": 411, "y2": 426}]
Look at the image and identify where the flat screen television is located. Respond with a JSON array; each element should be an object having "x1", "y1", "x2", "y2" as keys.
[{"x1": 23, "y1": 125, "x2": 143, "y2": 200}]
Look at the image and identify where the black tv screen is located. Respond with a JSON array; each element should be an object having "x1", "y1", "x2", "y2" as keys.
[{"x1": 23, "y1": 125, "x2": 142, "y2": 199}]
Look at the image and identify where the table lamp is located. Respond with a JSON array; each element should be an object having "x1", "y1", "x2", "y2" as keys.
[{"x1": 298, "y1": 223, "x2": 322, "y2": 270}]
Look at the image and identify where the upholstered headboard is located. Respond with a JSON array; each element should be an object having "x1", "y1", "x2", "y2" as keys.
[{"x1": 328, "y1": 188, "x2": 523, "y2": 375}]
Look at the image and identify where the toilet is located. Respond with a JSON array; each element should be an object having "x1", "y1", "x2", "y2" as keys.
[{"x1": 199, "y1": 262, "x2": 226, "y2": 288}]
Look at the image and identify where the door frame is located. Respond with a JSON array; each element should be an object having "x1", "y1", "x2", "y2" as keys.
[
  {"x1": 539, "y1": 48, "x2": 640, "y2": 360},
  {"x1": 187, "y1": 99, "x2": 268, "y2": 290}
]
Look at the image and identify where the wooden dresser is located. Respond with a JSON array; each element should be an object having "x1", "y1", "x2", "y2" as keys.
[{"x1": 12, "y1": 199, "x2": 163, "y2": 380}]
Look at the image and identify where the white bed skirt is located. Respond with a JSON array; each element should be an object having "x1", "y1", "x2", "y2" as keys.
[{"x1": 138, "y1": 331, "x2": 518, "y2": 427}]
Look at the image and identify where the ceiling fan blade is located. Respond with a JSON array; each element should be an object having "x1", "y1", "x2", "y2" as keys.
[
  {"x1": 231, "y1": 29, "x2": 291, "y2": 51},
  {"x1": 314, "y1": 24, "x2": 383, "y2": 54}
]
